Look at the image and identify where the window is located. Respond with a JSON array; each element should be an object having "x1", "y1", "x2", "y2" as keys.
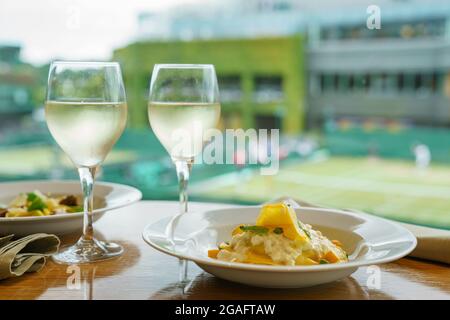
[
  {"x1": 322, "y1": 74, "x2": 335, "y2": 92},
  {"x1": 253, "y1": 75, "x2": 283, "y2": 102},
  {"x1": 354, "y1": 74, "x2": 369, "y2": 92},
  {"x1": 337, "y1": 75, "x2": 354, "y2": 92},
  {"x1": 369, "y1": 74, "x2": 385, "y2": 94},
  {"x1": 218, "y1": 75, "x2": 242, "y2": 103},
  {"x1": 384, "y1": 74, "x2": 397, "y2": 94},
  {"x1": 402, "y1": 74, "x2": 415, "y2": 92},
  {"x1": 418, "y1": 74, "x2": 434, "y2": 95},
  {"x1": 255, "y1": 114, "x2": 281, "y2": 130}
]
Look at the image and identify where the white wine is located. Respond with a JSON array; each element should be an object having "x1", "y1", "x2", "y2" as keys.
[
  {"x1": 148, "y1": 102, "x2": 220, "y2": 160},
  {"x1": 45, "y1": 101, "x2": 127, "y2": 167}
]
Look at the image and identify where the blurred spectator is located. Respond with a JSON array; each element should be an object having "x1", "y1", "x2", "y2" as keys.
[{"x1": 413, "y1": 143, "x2": 431, "y2": 170}]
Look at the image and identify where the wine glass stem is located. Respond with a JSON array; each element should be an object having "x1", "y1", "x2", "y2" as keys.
[
  {"x1": 78, "y1": 166, "x2": 97, "y2": 242},
  {"x1": 174, "y1": 159, "x2": 192, "y2": 283}
]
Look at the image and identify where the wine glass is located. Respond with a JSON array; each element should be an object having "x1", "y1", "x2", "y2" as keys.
[
  {"x1": 45, "y1": 61, "x2": 127, "y2": 264},
  {"x1": 148, "y1": 64, "x2": 221, "y2": 281}
]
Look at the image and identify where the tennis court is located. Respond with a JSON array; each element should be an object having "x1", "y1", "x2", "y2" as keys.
[{"x1": 191, "y1": 156, "x2": 450, "y2": 229}]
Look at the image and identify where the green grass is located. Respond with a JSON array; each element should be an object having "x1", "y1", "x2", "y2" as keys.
[
  {"x1": 191, "y1": 156, "x2": 450, "y2": 229},
  {"x1": 0, "y1": 146, "x2": 137, "y2": 176}
]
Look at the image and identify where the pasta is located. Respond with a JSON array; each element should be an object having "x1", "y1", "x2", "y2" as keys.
[
  {"x1": 208, "y1": 202, "x2": 348, "y2": 266},
  {"x1": 0, "y1": 190, "x2": 82, "y2": 218}
]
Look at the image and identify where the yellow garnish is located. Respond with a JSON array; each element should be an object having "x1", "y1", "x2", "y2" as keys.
[
  {"x1": 324, "y1": 250, "x2": 340, "y2": 263},
  {"x1": 295, "y1": 256, "x2": 319, "y2": 265},
  {"x1": 208, "y1": 249, "x2": 220, "y2": 259},
  {"x1": 332, "y1": 240, "x2": 343, "y2": 247},
  {"x1": 245, "y1": 251, "x2": 276, "y2": 265},
  {"x1": 255, "y1": 203, "x2": 308, "y2": 243}
]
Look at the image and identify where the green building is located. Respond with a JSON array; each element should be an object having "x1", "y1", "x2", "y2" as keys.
[{"x1": 113, "y1": 36, "x2": 305, "y2": 134}]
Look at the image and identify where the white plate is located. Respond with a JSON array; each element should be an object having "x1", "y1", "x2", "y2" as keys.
[
  {"x1": 143, "y1": 206, "x2": 417, "y2": 288},
  {"x1": 0, "y1": 180, "x2": 142, "y2": 236}
]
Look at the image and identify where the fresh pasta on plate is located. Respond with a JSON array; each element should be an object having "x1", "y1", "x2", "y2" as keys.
[{"x1": 0, "y1": 190, "x2": 82, "y2": 218}]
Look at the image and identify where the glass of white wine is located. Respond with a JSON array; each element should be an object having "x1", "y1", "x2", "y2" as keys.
[
  {"x1": 46, "y1": 61, "x2": 127, "y2": 264},
  {"x1": 148, "y1": 64, "x2": 221, "y2": 281}
]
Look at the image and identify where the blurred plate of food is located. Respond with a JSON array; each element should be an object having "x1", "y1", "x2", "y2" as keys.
[{"x1": 0, "y1": 180, "x2": 142, "y2": 236}]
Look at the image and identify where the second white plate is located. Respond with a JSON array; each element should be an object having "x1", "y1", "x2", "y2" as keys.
[
  {"x1": 0, "y1": 180, "x2": 142, "y2": 236},
  {"x1": 143, "y1": 206, "x2": 417, "y2": 288}
]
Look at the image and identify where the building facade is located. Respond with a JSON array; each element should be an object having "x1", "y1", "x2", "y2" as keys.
[
  {"x1": 307, "y1": 3, "x2": 450, "y2": 128},
  {"x1": 120, "y1": 0, "x2": 450, "y2": 133},
  {"x1": 114, "y1": 36, "x2": 306, "y2": 134}
]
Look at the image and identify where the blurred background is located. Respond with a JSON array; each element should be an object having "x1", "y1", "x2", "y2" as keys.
[{"x1": 1, "y1": 0, "x2": 449, "y2": 228}]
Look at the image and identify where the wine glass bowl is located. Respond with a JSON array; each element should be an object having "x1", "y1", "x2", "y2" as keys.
[{"x1": 148, "y1": 64, "x2": 220, "y2": 163}]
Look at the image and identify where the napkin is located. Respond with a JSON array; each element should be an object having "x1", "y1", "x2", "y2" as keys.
[
  {"x1": 0, "y1": 233, "x2": 60, "y2": 280},
  {"x1": 274, "y1": 197, "x2": 450, "y2": 265}
]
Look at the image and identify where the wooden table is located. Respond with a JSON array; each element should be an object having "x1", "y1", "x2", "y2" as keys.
[{"x1": 1, "y1": 201, "x2": 449, "y2": 300}]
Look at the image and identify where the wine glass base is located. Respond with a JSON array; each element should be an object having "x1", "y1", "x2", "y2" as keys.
[{"x1": 52, "y1": 237, "x2": 123, "y2": 265}]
